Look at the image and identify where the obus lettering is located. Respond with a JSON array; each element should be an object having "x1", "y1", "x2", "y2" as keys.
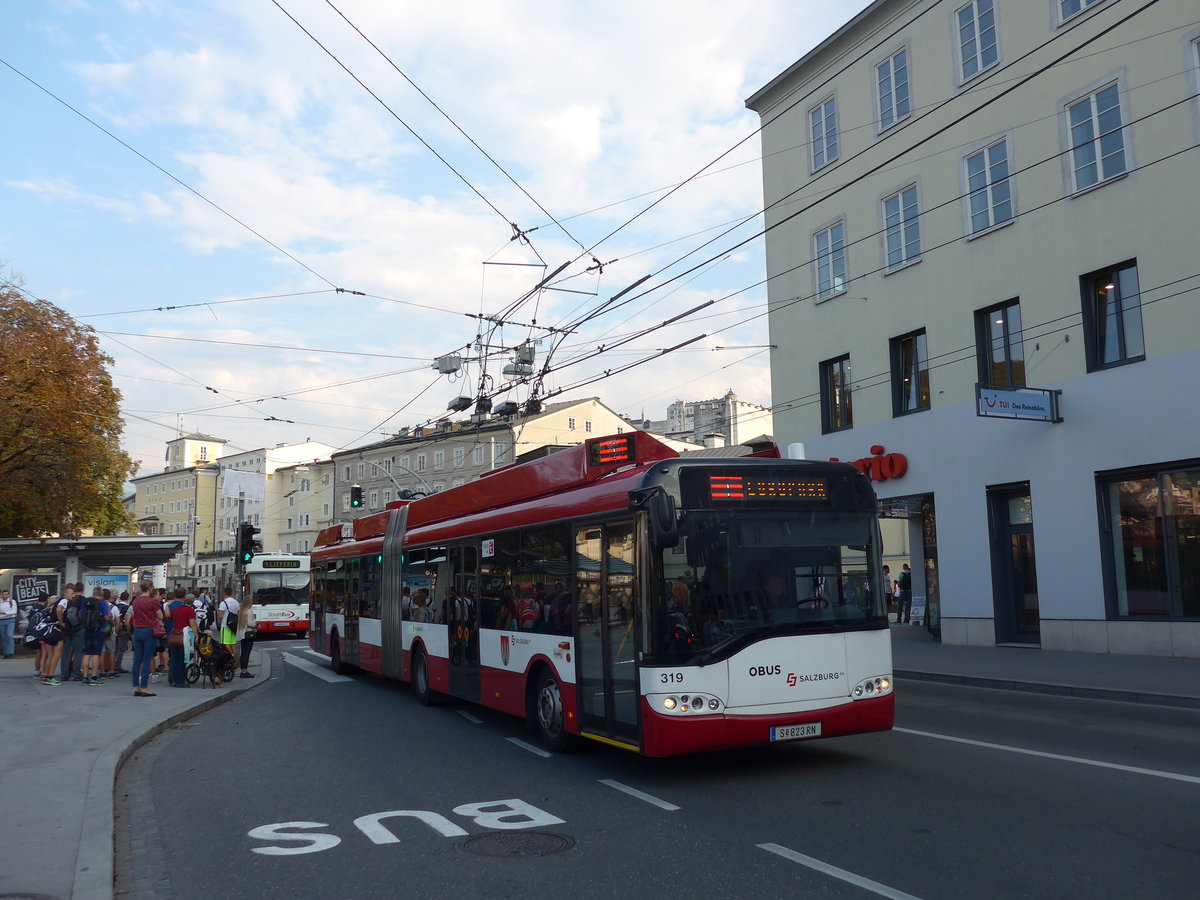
[
  {"x1": 249, "y1": 800, "x2": 565, "y2": 856},
  {"x1": 749, "y1": 665, "x2": 781, "y2": 677}
]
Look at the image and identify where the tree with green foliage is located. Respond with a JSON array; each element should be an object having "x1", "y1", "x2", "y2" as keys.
[{"x1": 0, "y1": 275, "x2": 137, "y2": 537}]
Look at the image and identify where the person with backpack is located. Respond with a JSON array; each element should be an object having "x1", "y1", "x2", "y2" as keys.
[
  {"x1": 80, "y1": 587, "x2": 111, "y2": 685},
  {"x1": 112, "y1": 591, "x2": 131, "y2": 674},
  {"x1": 218, "y1": 586, "x2": 240, "y2": 664},
  {"x1": 56, "y1": 583, "x2": 86, "y2": 682}
]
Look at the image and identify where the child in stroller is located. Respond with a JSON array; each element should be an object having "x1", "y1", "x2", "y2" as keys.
[{"x1": 186, "y1": 626, "x2": 236, "y2": 687}]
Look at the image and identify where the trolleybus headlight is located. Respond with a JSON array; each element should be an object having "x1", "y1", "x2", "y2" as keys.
[
  {"x1": 854, "y1": 685, "x2": 863, "y2": 697},
  {"x1": 664, "y1": 697, "x2": 677, "y2": 710},
  {"x1": 680, "y1": 704, "x2": 690, "y2": 712},
  {"x1": 708, "y1": 698, "x2": 719, "y2": 711},
  {"x1": 880, "y1": 678, "x2": 890, "y2": 691},
  {"x1": 680, "y1": 695, "x2": 689, "y2": 705}
]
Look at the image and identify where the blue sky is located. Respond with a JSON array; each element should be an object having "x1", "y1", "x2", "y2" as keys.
[{"x1": 1, "y1": 0, "x2": 869, "y2": 474}]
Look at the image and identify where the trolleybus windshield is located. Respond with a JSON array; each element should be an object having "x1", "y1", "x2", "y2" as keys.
[{"x1": 652, "y1": 507, "x2": 886, "y2": 666}]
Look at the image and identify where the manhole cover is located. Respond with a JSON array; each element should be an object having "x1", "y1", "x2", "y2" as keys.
[{"x1": 459, "y1": 831, "x2": 575, "y2": 859}]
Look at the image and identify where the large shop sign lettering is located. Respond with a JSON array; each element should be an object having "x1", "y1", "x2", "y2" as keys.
[{"x1": 829, "y1": 446, "x2": 908, "y2": 482}]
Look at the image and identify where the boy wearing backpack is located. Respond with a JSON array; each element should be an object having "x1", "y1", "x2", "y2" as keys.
[
  {"x1": 80, "y1": 587, "x2": 111, "y2": 685},
  {"x1": 56, "y1": 584, "x2": 85, "y2": 682}
]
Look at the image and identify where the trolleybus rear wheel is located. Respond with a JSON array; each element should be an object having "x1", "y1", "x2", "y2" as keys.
[{"x1": 330, "y1": 636, "x2": 347, "y2": 675}]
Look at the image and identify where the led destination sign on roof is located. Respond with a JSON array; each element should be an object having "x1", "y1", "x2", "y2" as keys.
[
  {"x1": 259, "y1": 559, "x2": 303, "y2": 569},
  {"x1": 708, "y1": 475, "x2": 828, "y2": 501}
]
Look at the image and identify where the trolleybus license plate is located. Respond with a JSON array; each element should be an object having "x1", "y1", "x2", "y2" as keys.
[{"x1": 770, "y1": 723, "x2": 821, "y2": 741}]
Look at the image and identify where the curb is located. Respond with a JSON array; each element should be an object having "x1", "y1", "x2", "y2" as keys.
[
  {"x1": 894, "y1": 668, "x2": 1200, "y2": 710},
  {"x1": 74, "y1": 655, "x2": 276, "y2": 900}
]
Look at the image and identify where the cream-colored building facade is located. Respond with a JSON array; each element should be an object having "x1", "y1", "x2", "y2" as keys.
[
  {"x1": 335, "y1": 398, "x2": 701, "y2": 516},
  {"x1": 748, "y1": 0, "x2": 1200, "y2": 656}
]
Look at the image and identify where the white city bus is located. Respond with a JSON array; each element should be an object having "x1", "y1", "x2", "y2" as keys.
[{"x1": 244, "y1": 554, "x2": 310, "y2": 637}]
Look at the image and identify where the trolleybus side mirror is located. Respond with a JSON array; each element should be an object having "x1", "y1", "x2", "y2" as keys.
[{"x1": 650, "y1": 492, "x2": 679, "y2": 550}]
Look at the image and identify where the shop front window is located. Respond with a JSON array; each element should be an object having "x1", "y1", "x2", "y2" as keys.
[{"x1": 1103, "y1": 466, "x2": 1200, "y2": 618}]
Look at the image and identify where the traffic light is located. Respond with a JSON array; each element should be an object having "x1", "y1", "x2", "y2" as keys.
[
  {"x1": 238, "y1": 521, "x2": 260, "y2": 565},
  {"x1": 350, "y1": 484, "x2": 363, "y2": 509}
]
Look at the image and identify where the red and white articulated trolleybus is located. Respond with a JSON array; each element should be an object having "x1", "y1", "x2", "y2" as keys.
[{"x1": 309, "y1": 431, "x2": 893, "y2": 756}]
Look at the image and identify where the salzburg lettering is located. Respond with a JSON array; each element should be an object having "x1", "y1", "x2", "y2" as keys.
[{"x1": 829, "y1": 445, "x2": 908, "y2": 482}]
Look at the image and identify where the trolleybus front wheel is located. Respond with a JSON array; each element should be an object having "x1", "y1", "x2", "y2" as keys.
[{"x1": 533, "y1": 669, "x2": 574, "y2": 753}]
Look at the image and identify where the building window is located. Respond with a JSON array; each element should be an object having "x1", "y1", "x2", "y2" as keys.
[
  {"x1": 1066, "y1": 82, "x2": 1125, "y2": 192},
  {"x1": 1100, "y1": 464, "x2": 1200, "y2": 618},
  {"x1": 383, "y1": 490, "x2": 391, "y2": 504},
  {"x1": 964, "y1": 138, "x2": 1012, "y2": 234},
  {"x1": 416, "y1": 454, "x2": 427, "y2": 472},
  {"x1": 357, "y1": 463, "x2": 366, "y2": 479},
  {"x1": 876, "y1": 48, "x2": 910, "y2": 130},
  {"x1": 286, "y1": 517, "x2": 293, "y2": 530},
  {"x1": 300, "y1": 514, "x2": 310, "y2": 526},
  {"x1": 1059, "y1": 0, "x2": 1103, "y2": 23},
  {"x1": 454, "y1": 447, "x2": 464, "y2": 468},
  {"x1": 300, "y1": 479, "x2": 311, "y2": 492},
  {"x1": 568, "y1": 417, "x2": 577, "y2": 431},
  {"x1": 957, "y1": 0, "x2": 997, "y2": 82},
  {"x1": 341, "y1": 495, "x2": 350, "y2": 512},
  {"x1": 322, "y1": 474, "x2": 330, "y2": 487},
  {"x1": 819, "y1": 355, "x2": 853, "y2": 433},
  {"x1": 369, "y1": 490, "x2": 379, "y2": 508},
  {"x1": 584, "y1": 420, "x2": 592, "y2": 433},
  {"x1": 1081, "y1": 260, "x2": 1144, "y2": 371},
  {"x1": 322, "y1": 503, "x2": 330, "y2": 517},
  {"x1": 343, "y1": 466, "x2": 351, "y2": 481},
  {"x1": 383, "y1": 459, "x2": 392, "y2": 473},
  {"x1": 433, "y1": 451, "x2": 444, "y2": 471},
  {"x1": 891, "y1": 331, "x2": 930, "y2": 416},
  {"x1": 814, "y1": 220, "x2": 847, "y2": 300},
  {"x1": 809, "y1": 96, "x2": 838, "y2": 170},
  {"x1": 883, "y1": 185, "x2": 921, "y2": 269},
  {"x1": 199, "y1": 447, "x2": 208, "y2": 460},
  {"x1": 433, "y1": 482, "x2": 445, "y2": 493},
  {"x1": 473, "y1": 445, "x2": 485, "y2": 466},
  {"x1": 976, "y1": 300, "x2": 1025, "y2": 387}
]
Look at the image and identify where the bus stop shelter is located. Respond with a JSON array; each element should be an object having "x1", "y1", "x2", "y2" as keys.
[{"x1": 0, "y1": 536, "x2": 186, "y2": 589}]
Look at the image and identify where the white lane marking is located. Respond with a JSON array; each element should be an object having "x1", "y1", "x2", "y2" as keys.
[
  {"x1": 894, "y1": 727, "x2": 1200, "y2": 786},
  {"x1": 506, "y1": 738, "x2": 552, "y2": 758},
  {"x1": 457, "y1": 710, "x2": 483, "y2": 724},
  {"x1": 282, "y1": 653, "x2": 354, "y2": 683},
  {"x1": 301, "y1": 647, "x2": 328, "y2": 660},
  {"x1": 758, "y1": 843, "x2": 923, "y2": 900},
  {"x1": 598, "y1": 779, "x2": 680, "y2": 811}
]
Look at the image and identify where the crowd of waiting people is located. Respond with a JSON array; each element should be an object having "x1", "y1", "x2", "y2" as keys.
[{"x1": 21, "y1": 581, "x2": 256, "y2": 695}]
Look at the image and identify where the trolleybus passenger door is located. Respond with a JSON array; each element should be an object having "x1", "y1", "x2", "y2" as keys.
[
  {"x1": 448, "y1": 547, "x2": 481, "y2": 703},
  {"x1": 574, "y1": 521, "x2": 639, "y2": 745}
]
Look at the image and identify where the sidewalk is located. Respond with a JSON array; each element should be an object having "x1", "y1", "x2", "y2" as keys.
[
  {"x1": 891, "y1": 623, "x2": 1200, "y2": 709},
  {"x1": 0, "y1": 646, "x2": 271, "y2": 900}
]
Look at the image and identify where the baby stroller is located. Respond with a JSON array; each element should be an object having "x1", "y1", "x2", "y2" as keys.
[{"x1": 186, "y1": 627, "x2": 236, "y2": 687}]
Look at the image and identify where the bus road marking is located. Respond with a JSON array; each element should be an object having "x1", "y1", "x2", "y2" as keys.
[
  {"x1": 894, "y1": 727, "x2": 1200, "y2": 786},
  {"x1": 758, "y1": 843, "x2": 923, "y2": 900},
  {"x1": 300, "y1": 647, "x2": 329, "y2": 660},
  {"x1": 506, "y1": 738, "x2": 552, "y2": 758},
  {"x1": 282, "y1": 653, "x2": 354, "y2": 683},
  {"x1": 599, "y1": 779, "x2": 680, "y2": 811},
  {"x1": 457, "y1": 710, "x2": 483, "y2": 724}
]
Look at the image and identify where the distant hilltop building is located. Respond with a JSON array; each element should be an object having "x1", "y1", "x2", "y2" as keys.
[{"x1": 635, "y1": 390, "x2": 773, "y2": 449}]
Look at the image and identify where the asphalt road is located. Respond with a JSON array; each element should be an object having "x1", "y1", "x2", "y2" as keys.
[{"x1": 116, "y1": 639, "x2": 1200, "y2": 900}]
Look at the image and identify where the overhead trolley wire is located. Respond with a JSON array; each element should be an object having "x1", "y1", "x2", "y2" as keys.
[
  {"x1": 320, "y1": 0, "x2": 589, "y2": 255},
  {"x1": 0, "y1": 57, "x2": 341, "y2": 291}
]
